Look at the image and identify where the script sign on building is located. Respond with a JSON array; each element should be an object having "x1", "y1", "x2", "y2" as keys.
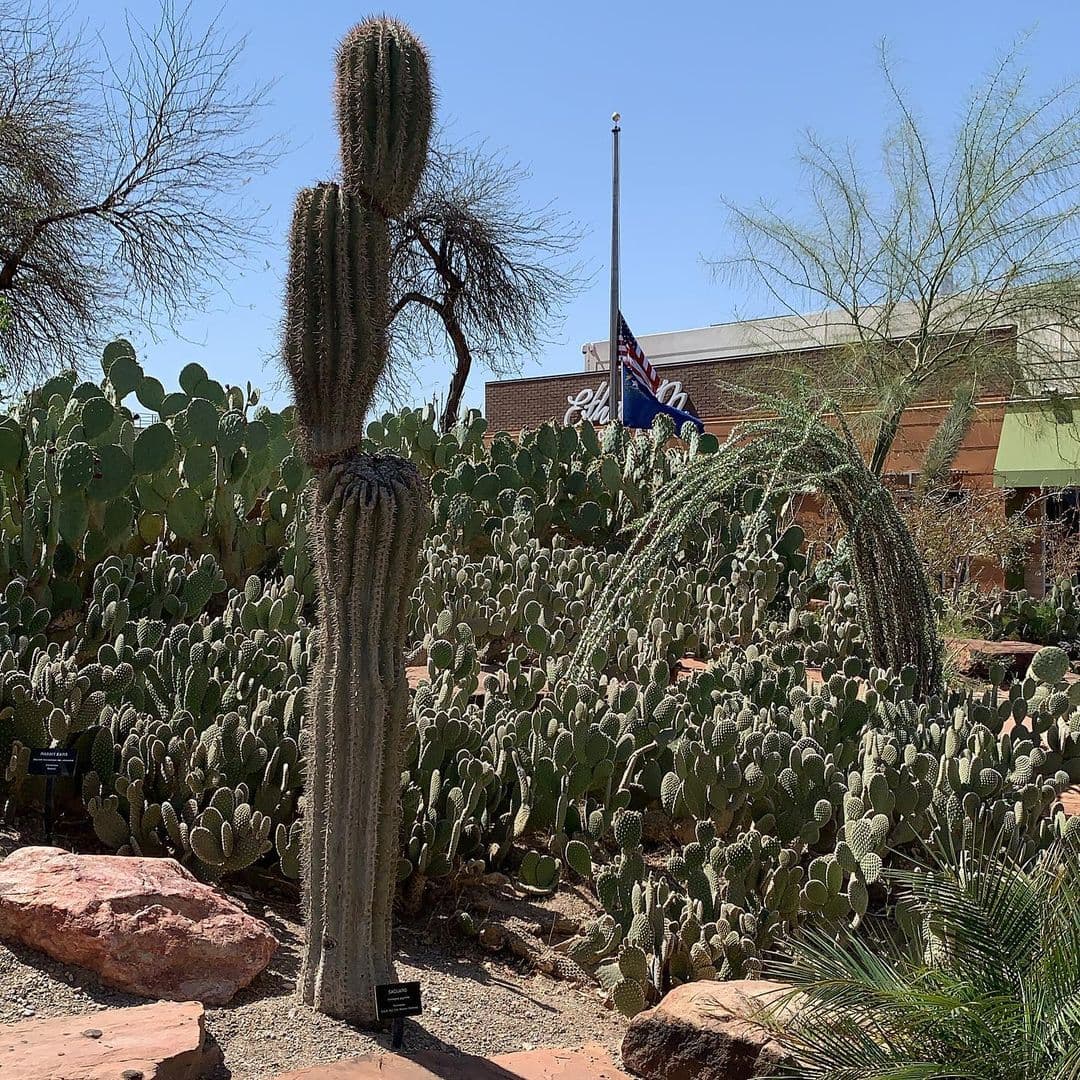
[{"x1": 563, "y1": 379, "x2": 692, "y2": 425}]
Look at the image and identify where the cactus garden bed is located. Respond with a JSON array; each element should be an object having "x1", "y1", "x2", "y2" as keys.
[
  {"x1": 0, "y1": 827, "x2": 625, "y2": 1080},
  {"x1": 0, "y1": 347, "x2": 1079, "y2": 1058}
]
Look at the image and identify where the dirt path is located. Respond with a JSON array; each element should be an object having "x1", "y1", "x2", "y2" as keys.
[{"x1": 0, "y1": 831, "x2": 624, "y2": 1079}]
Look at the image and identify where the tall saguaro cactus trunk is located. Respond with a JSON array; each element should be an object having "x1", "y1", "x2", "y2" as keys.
[
  {"x1": 282, "y1": 17, "x2": 433, "y2": 1024},
  {"x1": 301, "y1": 456, "x2": 427, "y2": 1017}
]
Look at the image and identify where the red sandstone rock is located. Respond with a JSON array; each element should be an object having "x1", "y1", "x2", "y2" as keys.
[
  {"x1": 0, "y1": 846, "x2": 276, "y2": 1005},
  {"x1": 806, "y1": 667, "x2": 868, "y2": 699},
  {"x1": 946, "y1": 637, "x2": 1042, "y2": 679},
  {"x1": 674, "y1": 657, "x2": 709, "y2": 682},
  {"x1": 621, "y1": 980, "x2": 796, "y2": 1080},
  {"x1": 0, "y1": 1001, "x2": 222, "y2": 1079},
  {"x1": 273, "y1": 1043, "x2": 629, "y2": 1079}
]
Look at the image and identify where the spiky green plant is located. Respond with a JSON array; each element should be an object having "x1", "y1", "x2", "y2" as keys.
[
  {"x1": 574, "y1": 397, "x2": 942, "y2": 695},
  {"x1": 283, "y1": 16, "x2": 433, "y2": 1024},
  {"x1": 916, "y1": 379, "x2": 977, "y2": 497},
  {"x1": 766, "y1": 837, "x2": 1080, "y2": 1080}
]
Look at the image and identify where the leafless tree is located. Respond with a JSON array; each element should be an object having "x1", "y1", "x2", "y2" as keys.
[
  {"x1": 717, "y1": 41, "x2": 1080, "y2": 476},
  {"x1": 387, "y1": 139, "x2": 585, "y2": 431},
  {"x1": 0, "y1": 1, "x2": 278, "y2": 384}
]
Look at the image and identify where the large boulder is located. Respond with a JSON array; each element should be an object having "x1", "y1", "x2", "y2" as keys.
[
  {"x1": 945, "y1": 637, "x2": 1042, "y2": 680},
  {"x1": 0, "y1": 846, "x2": 276, "y2": 1004},
  {"x1": 621, "y1": 980, "x2": 795, "y2": 1080},
  {"x1": 0, "y1": 1001, "x2": 222, "y2": 1079}
]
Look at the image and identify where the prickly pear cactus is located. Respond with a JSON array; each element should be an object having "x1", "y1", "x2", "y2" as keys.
[{"x1": 0, "y1": 341, "x2": 304, "y2": 614}]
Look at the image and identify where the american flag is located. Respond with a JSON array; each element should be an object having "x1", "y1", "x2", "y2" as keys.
[{"x1": 617, "y1": 313, "x2": 660, "y2": 394}]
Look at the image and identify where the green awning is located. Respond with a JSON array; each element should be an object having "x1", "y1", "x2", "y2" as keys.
[{"x1": 994, "y1": 402, "x2": 1080, "y2": 487}]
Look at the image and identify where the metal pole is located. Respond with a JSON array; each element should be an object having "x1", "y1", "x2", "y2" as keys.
[{"x1": 608, "y1": 112, "x2": 621, "y2": 424}]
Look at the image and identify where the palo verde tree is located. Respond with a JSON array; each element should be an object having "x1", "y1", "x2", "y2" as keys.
[
  {"x1": 387, "y1": 139, "x2": 583, "y2": 432},
  {"x1": 719, "y1": 41, "x2": 1080, "y2": 477},
  {"x1": 0, "y1": 1, "x2": 276, "y2": 385},
  {"x1": 283, "y1": 17, "x2": 432, "y2": 1023}
]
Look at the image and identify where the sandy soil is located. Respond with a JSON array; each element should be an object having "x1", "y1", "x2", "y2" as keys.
[{"x1": 0, "y1": 825, "x2": 625, "y2": 1079}]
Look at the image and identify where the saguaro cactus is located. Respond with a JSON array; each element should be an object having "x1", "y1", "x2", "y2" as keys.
[{"x1": 283, "y1": 17, "x2": 432, "y2": 1023}]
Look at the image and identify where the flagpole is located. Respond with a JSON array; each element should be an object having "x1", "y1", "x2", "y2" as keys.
[{"x1": 608, "y1": 112, "x2": 621, "y2": 424}]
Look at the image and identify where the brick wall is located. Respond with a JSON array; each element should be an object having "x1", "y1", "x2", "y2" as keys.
[
  {"x1": 484, "y1": 350, "x2": 821, "y2": 429},
  {"x1": 483, "y1": 328, "x2": 1038, "y2": 588},
  {"x1": 484, "y1": 328, "x2": 1018, "y2": 435}
]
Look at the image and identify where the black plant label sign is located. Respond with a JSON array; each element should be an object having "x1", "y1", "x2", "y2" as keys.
[
  {"x1": 374, "y1": 981, "x2": 422, "y2": 1020},
  {"x1": 26, "y1": 748, "x2": 79, "y2": 778}
]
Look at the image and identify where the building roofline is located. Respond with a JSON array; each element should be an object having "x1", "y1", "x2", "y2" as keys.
[
  {"x1": 578, "y1": 303, "x2": 1022, "y2": 349},
  {"x1": 486, "y1": 330, "x2": 1015, "y2": 391}
]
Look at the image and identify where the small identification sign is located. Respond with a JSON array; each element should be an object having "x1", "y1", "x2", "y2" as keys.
[
  {"x1": 374, "y1": 981, "x2": 422, "y2": 1021},
  {"x1": 27, "y1": 748, "x2": 78, "y2": 777}
]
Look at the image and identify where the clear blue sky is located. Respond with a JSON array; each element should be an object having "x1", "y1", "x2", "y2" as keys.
[{"x1": 73, "y1": 0, "x2": 1080, "y2": 413}]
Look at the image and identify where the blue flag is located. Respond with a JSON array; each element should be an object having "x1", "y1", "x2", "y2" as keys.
[
  {"x1": 617, "y1": 314, "x2": 703, "y2": 433},
  {"x1": 621, "y1": 366, "x2": 703, "y2": 433}
]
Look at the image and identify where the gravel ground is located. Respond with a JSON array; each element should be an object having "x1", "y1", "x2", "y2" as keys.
[{"x1": 0, "y1": 828, "x2": 626, "y2": 1079}]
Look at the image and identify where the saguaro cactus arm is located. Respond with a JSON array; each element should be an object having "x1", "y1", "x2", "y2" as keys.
[
  {"x1": 283, "y1": 183, "x2": 390, "y2": 462},
  {"x1": 283, "y1": 17, "x2": 432, "y2": 466},
  {"x1": 335, "y1": 19, "x2": 432, "y2": 217}
]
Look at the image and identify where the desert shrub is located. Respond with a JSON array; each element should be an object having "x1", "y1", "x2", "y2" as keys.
[
  {"x1": 768, "y1": 839, "x2": 1080, "y2": 1080},
  {"x1": 903, "y1": 488, "x2": 1033, "y2": 598}
]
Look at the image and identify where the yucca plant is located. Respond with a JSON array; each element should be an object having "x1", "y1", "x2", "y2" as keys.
[{"x1": 766, "y1": 835, "x2": 1080, "y2": 1079}]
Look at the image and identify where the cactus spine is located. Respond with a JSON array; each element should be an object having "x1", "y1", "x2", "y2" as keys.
[{"x1": 285, "y1": 17, "x2": 432, "y2": 1023}]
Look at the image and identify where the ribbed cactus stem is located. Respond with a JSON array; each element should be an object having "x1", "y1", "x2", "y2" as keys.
[
  {"x1": 283, "y1": 184, "x2": 389, "y2": 462},
  {"x1": 335, "y1": 19, "x2": 432, "y2": 214},
  {"x1": 285, "y1": 15, "x2": 434, "y2": 1026},
  {"x1": 300, "y1": 454, "x2": 428, "y2": 1019}
]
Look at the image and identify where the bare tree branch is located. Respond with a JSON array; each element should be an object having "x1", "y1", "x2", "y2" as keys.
[
  {"x1": 0, "y1": 0, "x2": 280, "y2": 384},
  {"x1": 386, "y1": 136, "x2": 587, "y2": 430}
]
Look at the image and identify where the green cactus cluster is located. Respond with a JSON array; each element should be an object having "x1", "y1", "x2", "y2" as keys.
[
  {"x1": 0, "y1": 341, "x2": 306, "y2": 616},
  {"x1": 0, "y1": 355, "x2": 815, "y2": 912},
  {"x1": 582, "y1": 816, "x2": 738, "y2": 1015},
  {"x1": 2, "y1": 336, "x2": 1078, "y2": 1023},
  {"x1": 394, "y1": 614, "x2": 1080, "y2": 1009},
  {"x1": 363, "y1": 407, "x2": 734, "y2": 556},
  {"x1": 409, "y1": 485, "x2": 806, "y2": 680},
  {"x1": 989, "y1": 576, "x2": 1080, "y2": 653},
  {"x1": 1, "y1": 546, "x2": 311, "y2": 880}
]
